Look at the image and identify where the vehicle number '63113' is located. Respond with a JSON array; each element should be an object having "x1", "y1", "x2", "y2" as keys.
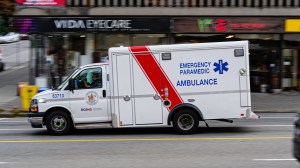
[{"x1": 52, "y1": 94, "x2": 64, "y2": 99}]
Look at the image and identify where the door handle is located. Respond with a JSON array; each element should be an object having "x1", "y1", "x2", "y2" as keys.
[
  {"x1": 102, "y1": 90, "x2": 106, "y2": 98},
  {"x1": 239, "y1": 68, "x2": 246, "y2": 75},
  {"x1": 153, "y1": 94, "x2": 160, "y2": 100}
]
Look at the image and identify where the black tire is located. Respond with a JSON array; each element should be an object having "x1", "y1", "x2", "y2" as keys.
[
  {"x1": 0, "y1": 62, "x2": 4, "y2": 71},
  {"x1": 173, "y1": 109, "x2": 199, "y2": 134},
  {"x1": 46, "y1": 111, "x2": 73, "y2": 135}
]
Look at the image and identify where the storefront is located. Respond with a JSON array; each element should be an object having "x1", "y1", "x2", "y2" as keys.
[{"x1": 13, "y1": 16, "x2": 300, "y2": 92}]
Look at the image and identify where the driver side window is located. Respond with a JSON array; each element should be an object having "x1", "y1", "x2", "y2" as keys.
[{"x1": 74, "y1": 68, "x2": 102, "y2": 89}]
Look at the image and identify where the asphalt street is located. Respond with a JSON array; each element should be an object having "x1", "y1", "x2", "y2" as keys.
[{"x1": 0, "y1": 113, "x2": 298, "y2": 168}]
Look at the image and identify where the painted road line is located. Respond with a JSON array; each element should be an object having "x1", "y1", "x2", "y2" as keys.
[
  {"x1": 253, "y1": 159, "x2": 296, "y2": 161},
  {"x1": 0, "y1": 129, "x2": 42, "y2": 131},
  {"x1": 0, "y1": 121, "x2": 28, "y2": 123},
  {"x1": 0, "y1": 136, "x2": 292, "y2": 143},
  {"x1": 245, "y1": 125, "x2": 293, "y2": 127},
  {"x1": 260, "y1": 117, "x2": 295, "y2": 119},
  {"x1": 0, "y1": 162, "x2": 8, "y2": 164}
]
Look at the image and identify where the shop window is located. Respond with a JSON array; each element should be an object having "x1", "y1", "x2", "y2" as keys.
[
  {"x1": 132, "y1": 34, "x2": 168, "y2": 46},
  {"x1": 283, "y1": 34, "x2": 300, "y2": 90},
  {"x1": 69, "y1": 35, "x2": 85, "y2": 55},
  {"x1": 95, "y1": 34, "x2": 130, "y2": 62}
]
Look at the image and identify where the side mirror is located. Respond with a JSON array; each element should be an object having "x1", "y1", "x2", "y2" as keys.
[{"x1": 69, "y1": 78, "x2": 74, "y2": 92}]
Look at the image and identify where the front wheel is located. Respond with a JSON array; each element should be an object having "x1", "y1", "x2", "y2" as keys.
[
  {"x1": 46, "y1": 111, "x2": 73, "y2": 135},
  {"x1": 173, "y1": 109, "x2": 199, "y2": 134}
]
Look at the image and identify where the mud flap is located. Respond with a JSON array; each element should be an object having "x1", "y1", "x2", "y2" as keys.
[{"x1": 246, "y1": 108, "x2": 260, "y2": 119}]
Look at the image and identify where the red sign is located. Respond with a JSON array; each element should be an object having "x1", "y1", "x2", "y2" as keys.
[
  {"x1": 16, "y1": 0, "x2": 65, "y2": 6},
  {"x1": 173, "y1": 18, "x2": 284, "y2": 33}
]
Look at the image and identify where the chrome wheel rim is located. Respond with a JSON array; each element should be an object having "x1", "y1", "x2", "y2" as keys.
[
  {"x1": 51, "y1": 116, "x2": 66, "y2": 131},
  {"x1": 178, "y1": 114, "x2": 194, "y2": 130}
]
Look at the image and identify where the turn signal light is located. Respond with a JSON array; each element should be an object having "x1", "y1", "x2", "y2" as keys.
[{"x1": 30, "y1": 107, "x2": 38, "y2": 112}]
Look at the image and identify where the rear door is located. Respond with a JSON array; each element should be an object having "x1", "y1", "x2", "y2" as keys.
[{"x1": 237, "y1": 48, "x2": 250, "y2": 107}]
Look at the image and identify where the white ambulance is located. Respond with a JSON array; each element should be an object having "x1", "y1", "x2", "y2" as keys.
[{"x1": 28, "y1": 41, "x2": 258, "y2": 135}]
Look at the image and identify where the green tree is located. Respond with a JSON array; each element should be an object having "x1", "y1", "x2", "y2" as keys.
[{"x1": 0, "y1": 0, "x2": 15, "y2": 32}]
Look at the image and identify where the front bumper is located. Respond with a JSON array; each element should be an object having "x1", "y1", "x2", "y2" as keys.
[{"x1": 28, "y1": 112, "x2": 45, "y2": 128}]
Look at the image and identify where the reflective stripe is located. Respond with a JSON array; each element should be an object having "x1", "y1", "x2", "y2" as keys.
[{"x1": 129, "y1": 46, "x2": 183, "y2": 111}]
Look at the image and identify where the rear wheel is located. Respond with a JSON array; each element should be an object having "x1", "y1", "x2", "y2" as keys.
[
  {"x1": 46, "y1": 111, "x2": 73, "y2": 135},
  {"x1": 173, "y1": 109, "x2": 199, "y2": 134}
]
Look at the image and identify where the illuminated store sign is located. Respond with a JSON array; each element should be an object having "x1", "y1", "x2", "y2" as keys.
[
  {"x1": 14, "y1": 17, "x2": 170, "y2": 33},
  {"x1": 173, "y1": 18, "x2": 284, "y2": 33},
  {"x1": 16, "y1": 0, "x2": 65, "y2": 6}
]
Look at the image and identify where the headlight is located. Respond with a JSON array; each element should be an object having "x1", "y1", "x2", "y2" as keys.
[
  {"x1": 29, "y1": 99, "x2": 38, "y2": 112},
  {"x1": 38, "y1": 98, "x2": 47, "y2": 103}
]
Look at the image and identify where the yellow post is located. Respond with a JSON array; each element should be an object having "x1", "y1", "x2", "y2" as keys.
[{"x1": 21, "y1": 86, "x2": 38, "y2": 112}]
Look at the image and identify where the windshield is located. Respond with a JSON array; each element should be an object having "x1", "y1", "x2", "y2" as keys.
[{"x1": 56, "y1": 68, "x2": 81, "y2": 90}]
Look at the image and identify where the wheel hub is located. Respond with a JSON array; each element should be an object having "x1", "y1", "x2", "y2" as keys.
[
  {"x1": 178, "y1": 114, "x2": 194, "y2": 130},
  {"x1": 51, "y1": 116, "x2": 66, "y2": 131}
]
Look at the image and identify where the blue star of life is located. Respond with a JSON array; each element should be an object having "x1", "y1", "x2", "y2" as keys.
[{"x1": 213, "y1": 60, "x2": 229, "y2": 74}]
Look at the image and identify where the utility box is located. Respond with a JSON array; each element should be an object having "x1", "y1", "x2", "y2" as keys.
[{"x1": 21, "y1": 86, "x2": 38, "y2": 112}]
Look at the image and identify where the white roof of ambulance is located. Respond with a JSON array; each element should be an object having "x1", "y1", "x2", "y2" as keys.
[{"x1": 109, "y1": 41, "x2": 248, "y2": 53}]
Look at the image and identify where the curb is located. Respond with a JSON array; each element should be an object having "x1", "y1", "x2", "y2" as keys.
[
  {"x1": 0, "y1": 112, "x2": 27, "y2": 118},
  {"x1": 0, "y1": 108, "x2": 27, "y2": 118}
]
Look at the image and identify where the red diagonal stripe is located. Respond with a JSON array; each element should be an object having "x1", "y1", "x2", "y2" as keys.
[{"x1": 129, "y1": 46, "x2": 183, "y2": 111}]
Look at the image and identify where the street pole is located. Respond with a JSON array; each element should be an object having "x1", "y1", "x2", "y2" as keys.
[{"x1": 16, "y1": 41, "x2": 20, "y2": 66}]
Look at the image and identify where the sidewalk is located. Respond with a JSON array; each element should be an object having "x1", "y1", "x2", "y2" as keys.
[{"x1": 0, "y1": 85, "x2": 300, "y2": 118}]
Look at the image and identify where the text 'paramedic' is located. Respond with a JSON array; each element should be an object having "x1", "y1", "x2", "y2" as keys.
[{"x1": 180, "y1": 62, "x2": 211, "y2": 75}]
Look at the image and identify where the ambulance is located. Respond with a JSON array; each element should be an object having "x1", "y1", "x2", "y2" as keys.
[{"x1": 28, "y1": 41, "x2": 258, "y2": 135}]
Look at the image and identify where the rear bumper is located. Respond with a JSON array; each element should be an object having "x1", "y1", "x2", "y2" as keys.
[{"x1": 28, "y1": 112, "x2": 45, "y2": 128}]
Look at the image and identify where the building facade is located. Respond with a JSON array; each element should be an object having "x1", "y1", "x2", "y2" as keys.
[{"x1": 14, "y1": 0, "x2": 300, "y2": 92}]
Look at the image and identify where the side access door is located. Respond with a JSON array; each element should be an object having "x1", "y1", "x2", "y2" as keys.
[
  {"x1": 114, "y1": 53, "x2": 163, "y2": 126},
  {"x1": 69, "y1": 66, "x2": 110, "y2": 123}
]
